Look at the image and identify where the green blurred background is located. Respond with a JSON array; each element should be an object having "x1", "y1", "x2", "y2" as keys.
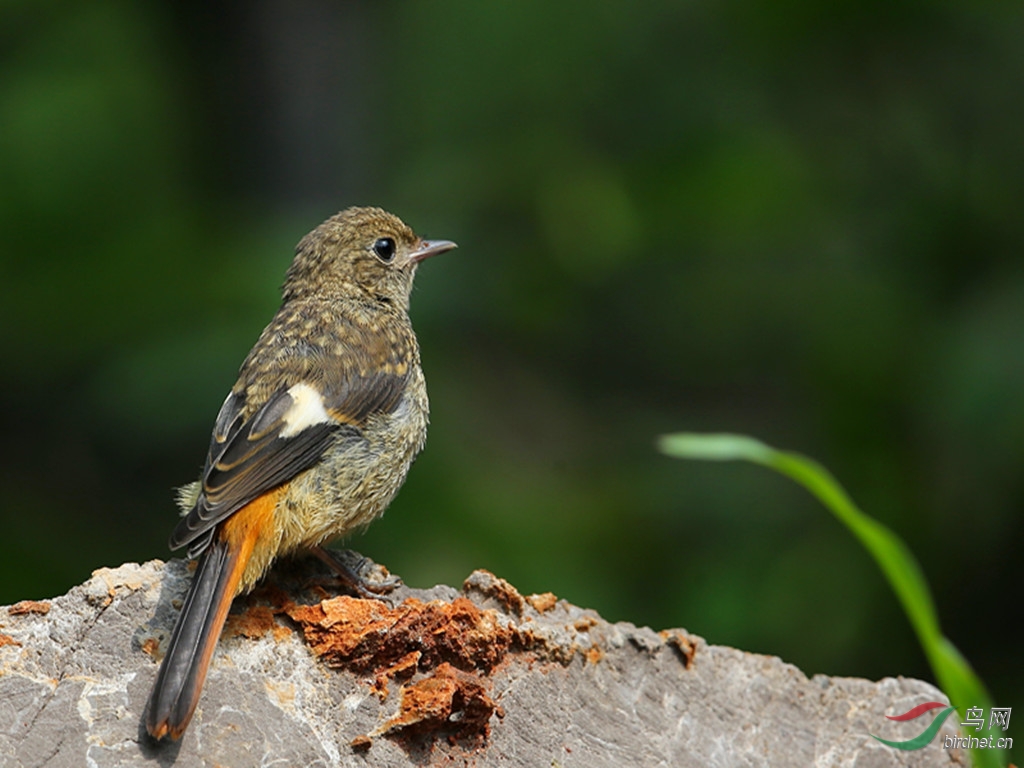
[{"x1": 1, "y1": 0, "x2": 1020, "y2": 733}]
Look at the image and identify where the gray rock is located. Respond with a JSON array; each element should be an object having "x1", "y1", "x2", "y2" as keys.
[{"x1": 0, "y1": 557, "x2": 967, "y2": 767}]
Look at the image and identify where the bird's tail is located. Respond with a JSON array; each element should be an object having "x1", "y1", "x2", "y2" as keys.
[
  {"x1": 145, "y1": 537, "x2": 248, "y2": 741},
  {"x1": 146, "y1": 486, "x2": 281, "y2": 740}
]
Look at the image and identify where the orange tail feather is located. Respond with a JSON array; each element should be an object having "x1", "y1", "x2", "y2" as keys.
[{"x1": 145, "y1": 491, "x2": 277, "y2": 741}]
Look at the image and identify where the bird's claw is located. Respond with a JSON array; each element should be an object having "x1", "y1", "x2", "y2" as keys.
[{"x1": 309, "y1": 546, "x2": 403, "y2": 599}]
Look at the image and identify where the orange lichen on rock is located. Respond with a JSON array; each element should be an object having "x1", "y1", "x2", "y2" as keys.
[
  {"x1": 526, "y1": 592, "x2": 557, "y2": 613},
  {"x1": 0, "y1": 634, "x2": 20, "y2": 648},
  {"x1": 227, "y1": 604, "x2": 278, "y2": 639},
  {"x1": 659, "y1": 629, "x2": 697, "y2": 669},
  {"x1": 7, "y1": 600, "x2": 50, "y2": 616},
  {"x1": 285, "y1": 595, "x2": 519, "y2": 674},
  {"x1": 378, "y1": 662, "x2": 500, "y2": 741},
  {"x1": 462, "y1": 570, "x2": 526, "y2": 615},
  {"x1": 140, "y1": 636, "x2": 160, "y2": 659},
  {"x1": 372, "y1": 650, "x2": 421, "y2": 697},
  {"x1": 573, "y1": 616, "x2": 598, "y2": 632},
  {"x1": 350, "y1": 734, "x2": 372, "y2": 751},
  {"x1": 285, "y1": 596, "x2": 400, "y2": 668},
  {"x1": 283, "y1": 594, "x2": 518, "y2": 744}
]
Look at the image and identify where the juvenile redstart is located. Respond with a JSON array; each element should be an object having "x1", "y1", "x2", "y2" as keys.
[{"x1": 145, "y1": 206, "x2": 456, "y2": 740}]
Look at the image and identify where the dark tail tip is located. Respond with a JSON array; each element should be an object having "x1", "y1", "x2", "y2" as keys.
[{"x1": 145, "y1": 540, "x2": 237, "y2": 741}]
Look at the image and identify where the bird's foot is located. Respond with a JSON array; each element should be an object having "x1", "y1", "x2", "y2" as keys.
[{"x1": 308, "y1": 547, "x2": 403, "y2": 599}]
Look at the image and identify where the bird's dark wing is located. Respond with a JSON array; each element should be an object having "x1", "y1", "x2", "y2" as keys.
[
  {"x1": 169, "y1": 387, "x2": 342, "y2": 557},
  {"x1": 168, "y1": 350, "x2": 412, "y2": 558}
]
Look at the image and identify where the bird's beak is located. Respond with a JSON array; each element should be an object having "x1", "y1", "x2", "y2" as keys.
[{"x1": 409, "y1": 239, "x2": 458, "y2": 264}]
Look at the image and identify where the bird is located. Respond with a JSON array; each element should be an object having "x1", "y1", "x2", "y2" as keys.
[{"x1": 145, "y1": 206, "x2": 456, "y2": 741}]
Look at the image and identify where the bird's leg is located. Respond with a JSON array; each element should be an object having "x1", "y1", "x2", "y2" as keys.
[{"x1": 308, "y1": 546, "x2": 403, "y2": 599}]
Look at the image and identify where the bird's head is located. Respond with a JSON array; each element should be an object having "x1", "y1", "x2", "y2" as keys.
[{"x1": 284, "y1": 206, "x2": 456, "y2": 309}]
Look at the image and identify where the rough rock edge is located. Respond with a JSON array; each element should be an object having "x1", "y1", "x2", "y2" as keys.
[{"x1": 0, "y1": 557, "x2": 971, "y2": 768}]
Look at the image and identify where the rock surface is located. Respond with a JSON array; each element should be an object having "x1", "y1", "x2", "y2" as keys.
[{"x1": 0, "y1": 556, "x2": 967, "y2": 767}]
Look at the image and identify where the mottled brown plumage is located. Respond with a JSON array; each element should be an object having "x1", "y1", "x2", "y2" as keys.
[{"x1": 146, "y1": 206, "x2": 455, "y2": 741}]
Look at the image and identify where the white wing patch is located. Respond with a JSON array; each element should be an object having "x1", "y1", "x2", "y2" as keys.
[{"x1": 279, "y1": 382, "x2": 333, "y2": 438}]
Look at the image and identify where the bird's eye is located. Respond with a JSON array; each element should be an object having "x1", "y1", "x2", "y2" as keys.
[{"x1": 372, "y1": 237, "x2": 396, "y2": 262}]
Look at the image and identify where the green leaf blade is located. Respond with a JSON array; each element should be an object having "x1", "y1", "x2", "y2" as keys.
[{"x1": 659, "y1": 432, "x2": 1007, "y2": 768}]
